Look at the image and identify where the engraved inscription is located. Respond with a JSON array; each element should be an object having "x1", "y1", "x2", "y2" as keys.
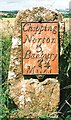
[{"x1": 22, "y1": 22, "x2": 58, "y2": 75}]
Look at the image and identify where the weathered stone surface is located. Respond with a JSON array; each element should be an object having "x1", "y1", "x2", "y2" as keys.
[
  {"x1": 8, "y1": 7, "x2": 64, "y2": 118},
  {"x1": 13, "y1": 7, "x2": 64, "y2": 42},
  {"x1": 9, "y1": 78, "x2": 60, "y2": 118}
]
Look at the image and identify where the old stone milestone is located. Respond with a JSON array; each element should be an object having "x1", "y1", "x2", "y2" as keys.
[{"x1": 8, "y1": 7, "x2": 64, "y2": 118}]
